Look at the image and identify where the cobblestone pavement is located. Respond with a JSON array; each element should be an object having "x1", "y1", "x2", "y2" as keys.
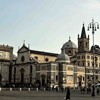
[{"x1": 0, "y1": 88, "x2": 100, "y2": 100}]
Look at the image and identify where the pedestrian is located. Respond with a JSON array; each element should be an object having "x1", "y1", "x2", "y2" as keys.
[
  {"x1": 52, "y1": 85, "x2": 54, "y2": 91},
  {"x1": 61, "y1": 85, "x2": 64, "y2": 92},
  {"x1": 80, "y1": 86, "x2": 82, "y2": 93},
  {"x1": 56, "y1": 86, "x2": 58, "y2": 92},
  {"x1": 66, "y1": 87, "x2": 70, "y2": 100},
  {"x1": 86, "y1": 87, "x2": 89, "y2": 94},
  {"x1": 91, "y1": 85, "x2": 95, "y2": 96},
  {"x1": 96, "y1": 86, "x2": 99, "y2": 95},
  {"x1": 88, "y1": 86, "x2": 91, "y2": 93},
  {"x1": 82, "y1": 87, "x2": 85, "y2": 94}
]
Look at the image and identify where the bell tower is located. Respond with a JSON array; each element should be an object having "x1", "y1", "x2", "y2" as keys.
[{"x1": 78, "y1": 24, "x2": 89, "y2": 53}]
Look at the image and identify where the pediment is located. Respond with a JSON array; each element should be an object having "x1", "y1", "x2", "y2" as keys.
[{"x1": 18, "y1": 45, "x2": 29, "y2": 53}]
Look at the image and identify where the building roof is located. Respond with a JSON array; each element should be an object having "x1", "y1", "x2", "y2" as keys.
[
  {"x1": 30, "y1": 50, "x2": 58, "y2": 57},
  {"x1": 81, "y1": 24, "x2": 86, "y2": 38},
  {"x1": 17, "y1": 43, "x2": 58, "y2": 57},
  {"x1": 56, "y1": 51, "x2": 70, "y2": 63},
  {"x1": 17, "y1": 44, "x2": 29, "y2": 53},
  {"x1": 62, "y1": 37, "x2": 77, "y2": 49}
]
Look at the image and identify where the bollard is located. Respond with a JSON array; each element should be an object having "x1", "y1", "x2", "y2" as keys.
[
  {"x1": 0, "y1": 87, "x2": 1, "y2": 91},
  {"x1": 20, "y1": 88, "x2": 22, "y2": 91},
  {"x1": 36, "y1": 88, "x2": 38, "y2": 91},
  {"x1": 28, "y1": 88, "x2": 30, "y2": 91},
  {"x1": 51, "y1": 87, "x2": 52, "y2": 91},
  {"x1": 66, "y1": 87, "x2": 70, "y2": 100},
  {"x1": 58, "y1": 87, "x2": 59, "y2": 91},
  {"x1": 44, "y1": 88, "x2": 45, "y2": 91},
  {"x1": 10, "y1": 88, "x2": 12, "y2": 91}
]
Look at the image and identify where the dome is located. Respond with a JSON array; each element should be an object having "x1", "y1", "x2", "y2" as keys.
[
  {"x1": 62, "y1": 39, "x2": 77, "y2": 49},
  {"x1": 56, "y1": 52, "x2": 70, "y2": 63}
]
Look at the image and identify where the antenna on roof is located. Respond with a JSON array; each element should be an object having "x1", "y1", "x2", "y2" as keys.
[
  {"x1": 69, "y1": 36, "x2": 71, "y2": 41},
  {"x1": 83, "y1": 22, "x2": 84, "y2": 26},
  {"x1": 23, "y1": 40, "x2": 25, "y2": 46}
]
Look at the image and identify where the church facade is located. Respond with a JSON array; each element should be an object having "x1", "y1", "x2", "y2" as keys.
[
  {"x1": 0, "y1": 23, "x2": 100, "y2": 88},
  {"x1": 11, "y1": 44, "x2": 85, "y2": 88}
]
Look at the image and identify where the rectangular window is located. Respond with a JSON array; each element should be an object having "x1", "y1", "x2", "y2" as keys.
[
  {"x1": 63, "y1": 65, "x2": 66, "y2": 71},
  {"x1": 51, "y1": 65, "x2": 55, "y2": 71},
  {"x1": 87, "y1": 55, "x2": 90, "y2": 59},
  {"x1": 36, "y1": 65, "x2": 40, "y2": 71},
  {"x1": 77, "y1": 56, "x2": 80, "y2": 59},
  {"x1": 87, "y1": 76, "x2": 89, "y2": 79},
  {"x1": 56, "y1": 66, "x2": 58, "y2": 70},
  {"x1": 96, "y1": 64, "x2": 98, "y2": 67},
  {"x1": 95, "y1": 57, "x2": 98, "y2": 61},
  {"x1": 56, "y1": 75, "x2": 58, "y2": 81}
]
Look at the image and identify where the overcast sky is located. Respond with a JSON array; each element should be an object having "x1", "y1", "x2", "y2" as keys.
[{"x1": 0, "y1": 0, "x2": 100, "y2": 55}]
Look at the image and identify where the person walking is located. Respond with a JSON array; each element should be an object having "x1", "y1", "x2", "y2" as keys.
[
  {"x1": 82, "y1": 87, "x2": 85, "y2": 94},
  {"x1": 66, "y1": 87, "x2": 70, "y2": 100},
  {"x1": 86, "y1": 87, "x2": 89, "y2": 94},
  {"x1": 97, "y1": 86, "x2": 99, "y2": 95}
]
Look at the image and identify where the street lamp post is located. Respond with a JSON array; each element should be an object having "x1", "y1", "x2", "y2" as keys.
[{"x1": 88, "y1": 19, "x2": 99, "y2": 96}]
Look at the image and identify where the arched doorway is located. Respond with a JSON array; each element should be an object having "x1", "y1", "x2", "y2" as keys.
[
  {"x1": 41, "y1": 74, "x2": 46, "y2": 87},
  {"x1": 20, "y1": 68, "x2": 25, "y2": 84},
  {"x1": 78, "y1": 75, "x2": 82, "y2": 87}
]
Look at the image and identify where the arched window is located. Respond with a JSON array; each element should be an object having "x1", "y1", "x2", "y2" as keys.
[
  {"x1": 34, "y1": 56, "x2": 38, "y2": 60},
  {"x1": 68, "y1": 50, "x2": 71, "y2": 55},
  {"x1": 30, "y1": 65, "x2": 32, "y2": 73},
  {"x1": 20, "y1": 68, "x2": 25, "y2": 83},
  {"x1": 86, "y1": 42, "x2": 87, "y2": 47},
  {"x1": 45, "y1": 58, "x2": 49, "y2": 62},
  {"x1": 80, "y1": 42, "x2": 82, "y2": 46}
]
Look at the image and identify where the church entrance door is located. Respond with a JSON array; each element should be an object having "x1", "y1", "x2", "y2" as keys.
[
  {"x1": 41, "y1": 74, "x2": 46, "y2": 87},
  {"x1": 20, "y1": 68, "x2": 25, "y2": 84}
]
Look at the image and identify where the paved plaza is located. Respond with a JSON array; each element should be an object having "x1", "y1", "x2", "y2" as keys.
[{"x1": 0, "y1": 88, "x2": 100, "y2": 100}]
